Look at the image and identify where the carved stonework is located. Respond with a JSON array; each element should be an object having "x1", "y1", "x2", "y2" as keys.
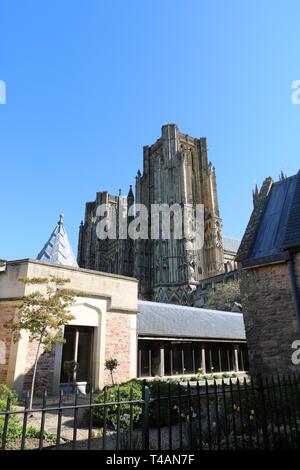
[{"x1": 78, "y1": 124, "x2": 237, "y2": 306}]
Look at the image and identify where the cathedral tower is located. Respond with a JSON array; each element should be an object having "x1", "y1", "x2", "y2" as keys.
[
  {"x1": 78, "y1": 124, "x2": 225, "y2": 305},
  {"x1": 135, "y1": 124, "x2": 224, "y2": 303}
]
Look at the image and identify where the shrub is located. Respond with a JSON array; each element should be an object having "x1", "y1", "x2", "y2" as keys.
[
  {"x1": 0, "y1": 384, "x2": 55, "y2": 449},
  {"x1": 0, "y1": 384, "x2": 22, "y2": 443},
  {"x1": 91, "y1": 380, "x2": 143, "y2": 429},
  {"x1": 0, "y1": 384, "x2": 18, "y2": 405},
  {"x1": 91, "y1": 379, "x2": 186, "y2": 429},
  {"x1": 222, "y1": 372, "x2": 231, "y2": 378},
  {"x1": 148, "y1": 380, "x2": 187, "y2": 427}
]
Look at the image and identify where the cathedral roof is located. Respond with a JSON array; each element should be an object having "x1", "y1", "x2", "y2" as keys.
[
  {"x1": 137, "y1": 301, "x2": 246, "y2": 340},
  {"x1": 223, "y1": 237, "x2": 240, "y2": 254},
  {"x1": 237, "y1": 170, "x2": 300, "y2": 265},
  {"x1": 249, "y1": 172, "x2": 300, "y2": 258},
  {"x1": 37, "y1": 214, "x2": 78, "y2": 267}
]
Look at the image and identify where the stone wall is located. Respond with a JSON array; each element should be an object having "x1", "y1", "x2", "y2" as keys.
[
  {"x1": 0, "y1": 302, "x2": 15, "y2": 384},
  {"x1": 239, "y1": 253, "x2": 300, "y2": 375},
  {"x1": 78, "y1": 124, "x2": 226, "y2": 305},
  {"x1": 0, "y1": 260, "x2": 138, "y2": 395}
]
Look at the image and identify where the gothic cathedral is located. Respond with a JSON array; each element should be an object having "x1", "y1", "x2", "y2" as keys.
[{"x1": 78, "y1": 124, "x2": 234, "y2": 305}]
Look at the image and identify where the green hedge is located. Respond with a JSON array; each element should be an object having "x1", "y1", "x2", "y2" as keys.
[{"x1": 90, "y1": 379, "x2": 186, "y2": 429}]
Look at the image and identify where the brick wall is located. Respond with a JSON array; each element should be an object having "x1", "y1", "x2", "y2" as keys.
[
  {"x1": 23, "y1": 341, "x2": 55, "y2": 394},
  {"x1": 0, "y1": 302, "x2": 15, "y2": 384},
  {"x1": 104, "y1": 312, "x2": 134, "y2": 385},
  {"x1": 240, "y1": 255, "x2": 300, "y2": 376}
]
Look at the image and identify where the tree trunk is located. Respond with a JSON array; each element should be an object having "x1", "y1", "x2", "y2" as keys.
[{"x1": 29, "y1": 336, "x2": 42, "y2": 410}]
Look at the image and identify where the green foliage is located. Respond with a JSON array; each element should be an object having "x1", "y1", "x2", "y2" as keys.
[
  {"x1": 91, "y1": 380, "x2": 143, "y2": 429},
  {"x1": 0, "y1": 384, "x2": 55, "y2": 449},
  {"x1": 222, "y1": 372, "x2": 231, "y2": 378},
  {"x1": 91, "y1": 379, "x2": 185, "y2": 430},
  {"x1": 105, "y1": 358, "x2": 119, "y2": 372},
  {"x1": 0, "y1": 384, "x2": 18, "y2": 405},
  {"x1": 204, "y1": 279, "x2": 241, "y2": 311},
  {"x1": 24, "y1": 426, "x2": 56, "y2": 442},
  {"x1": 105, "y1": 358, "x2": 119, "y2": 385},
  {"x1": 148, "y1": 379, "x2": 185, "y2": 427},
  {"x1": 7, "y1": 276, "x2": 77, "y2": 408},
  {"x1": 10, "y1": 276, "x2": 76, "y2": 352},
  {"x1": 63, "y1": 360, "x2": 80, "y2": 383}
]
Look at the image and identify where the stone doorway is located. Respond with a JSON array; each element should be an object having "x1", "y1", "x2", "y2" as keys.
[{"x1": 60, "y1": 326, "x2": 94, "y2": 393}]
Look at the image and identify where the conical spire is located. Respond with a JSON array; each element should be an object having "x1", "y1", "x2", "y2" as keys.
[
  {"x1": 37, "y1": 214, "x2": 78, "y2": 267},
  {"x1": 127, "y1": 184, "x2": 134, "y2": 206}
]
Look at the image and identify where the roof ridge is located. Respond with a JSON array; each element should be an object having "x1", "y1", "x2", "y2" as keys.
[{"x1": 137, "y1": 300, "x2": 242, "y2": 315}]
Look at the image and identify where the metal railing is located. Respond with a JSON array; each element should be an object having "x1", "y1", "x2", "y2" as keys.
[{"x1": 1, "y1": 374, "x2": 300, "y2": 450}]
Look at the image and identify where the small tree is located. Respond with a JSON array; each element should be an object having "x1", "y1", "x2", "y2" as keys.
[
  {"x1": 63, "y1": 360, "x2": 80, "y2": 383},
  {"x1": 204, "y1": 279, "x2": 241, "y2": 311},
  {"x1": 105, "y1": 358, "x2": 119, "y2": 385},
  {"x1": 10, "y1": 276, "x2": 76, "y2": 409}
]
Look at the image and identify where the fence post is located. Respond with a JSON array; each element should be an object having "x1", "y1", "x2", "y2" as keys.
[
  {"x1": 257, "y1": 374, "x2": 269, "y2": 449},
  {"x1": 142, "y1": 380, "x2": 150, "y2": 450}
]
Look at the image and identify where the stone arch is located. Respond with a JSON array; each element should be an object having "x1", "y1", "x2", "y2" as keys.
[{"x1": 53, "y1": 301, "x2": 105, "y2": 394}]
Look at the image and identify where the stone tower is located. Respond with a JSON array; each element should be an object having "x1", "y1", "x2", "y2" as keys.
[
  {"x1": 77, "y1": 189, "x2": 134, "y2": 277},
  {"x1": 135, "y1": 124, "x2": 224, "y2": 303},
  {"x1": 78, "y1": 124, "x2": 225, "y2": 305}
]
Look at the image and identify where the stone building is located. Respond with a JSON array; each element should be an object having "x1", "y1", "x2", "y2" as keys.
[
  {"x1": 0, "y1": 216, "x2": 248, "y2": 396},
  {"x1": 78, "y1": 124, "x2": 239, "y2": 305},
  {"x1": 0, "y1": 258, "x2": 138, "y2": 394},
  {"x1": 0, "y1": 260, "x2": 248, "y2": 396},
  {"x1": 236, "y1": 171, "x2": 300, "y2": 376},
  {"x1": 137, "y1": 301, "x2": 247, "y2": 377}
]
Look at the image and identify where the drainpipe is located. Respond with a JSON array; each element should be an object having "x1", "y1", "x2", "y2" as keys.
[{"x1": 287, "y1": 253, "x2": 300, "y2": 336}]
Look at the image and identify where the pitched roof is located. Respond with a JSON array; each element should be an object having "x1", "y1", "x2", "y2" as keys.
[
  {"x1": 223, "y1": 237, "x2": 240, "y2": 253},
  {"x1": 282, "y1": 171, "x2": 300, "y2": 249},
  {"x1": 137, "y1": 301, "x2": 246, "y2": 340},
  {"x1": 249, "y1": 172, "x2": 300, "y2": 259},
  {"x1": 37, "y1": 215, "x2": 78, "y2": 267}
]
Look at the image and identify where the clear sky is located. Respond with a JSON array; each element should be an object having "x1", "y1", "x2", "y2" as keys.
[{"x1": 1, "y1": 0, "x2": 300, "y2": 260}]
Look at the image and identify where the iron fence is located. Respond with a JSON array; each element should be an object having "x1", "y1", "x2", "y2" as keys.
[{"x1": 1, "y1": 374, "x2": 300, "y2": 450}]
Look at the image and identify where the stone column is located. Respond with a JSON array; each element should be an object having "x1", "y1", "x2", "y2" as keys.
[
  {"x1": 52, "y1": 342, "x2": 63, "y2": 395},
  {"x1": 201, "y1": 343, "x2": 206, "y2": 374},
  {"x1": 234, "y1": 344, "x2": 239, "y2": 372},
  {"x1": 160, "y1": 344, "x2": 165, "y2": 377}
]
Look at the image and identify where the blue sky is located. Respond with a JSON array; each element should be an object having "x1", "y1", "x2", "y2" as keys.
[{"x1": 1, "y1": 0, "x2": 300, "y2": 260}]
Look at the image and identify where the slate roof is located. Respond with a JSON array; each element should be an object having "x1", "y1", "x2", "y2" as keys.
[
  {"x1": 137, "y1": 301, "x2": 246, "y2": 340},
  {"x1": 249, "y1": 172, "x2": 300, "y2": 259},
  {"x1": 37, "y1": 215, "x2": 78, "y2": 267},
  {"x1": 223, "y1": 237, "x2": 240, "y2": 253},
  {"x1": 282, "y1": 171, "x2": 300, "y2": 249}
]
